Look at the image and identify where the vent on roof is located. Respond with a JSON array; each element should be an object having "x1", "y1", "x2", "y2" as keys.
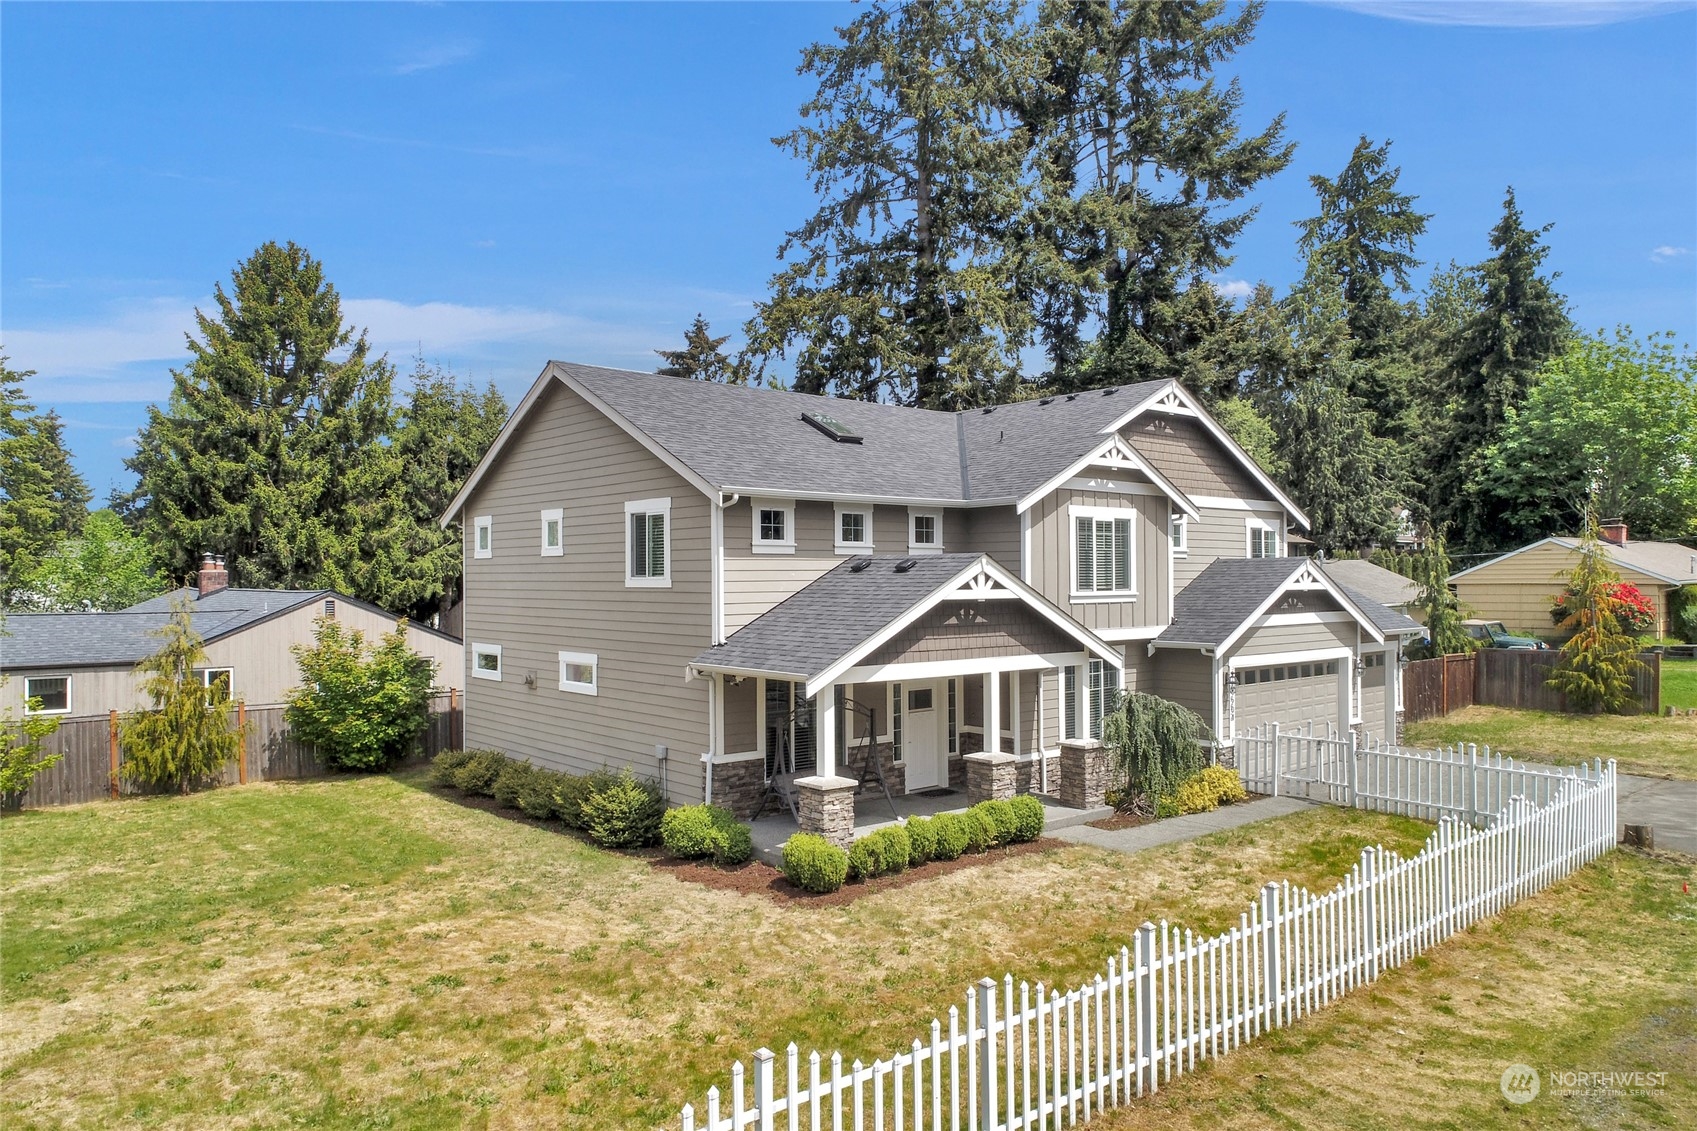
[
  {"x1": 1039, "y1": 397, "x2": 1054, "y2": 405},
  {"x1": 895, "y1": 558, "x2": 918, "y2": 573},
  {"x1": 1065, "y1": 393, "x2": 1079, "y2": 401},
  {"x1": 980, "y1": 406, "x2": 995, "y2": 414},
  {"x1": 849, "y1": 558, "x2": 873, "y2": 573},
  {"x1": 1102, "y1": 387, "x2": 1117, "y2": 396},
  {"x1": 801, "y1": 410, "x2": 862, "y2": 444}
]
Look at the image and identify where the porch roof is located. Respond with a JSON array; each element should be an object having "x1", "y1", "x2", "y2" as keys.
[{"x1": 688, "y1": 553, "x2": 1121, "y2": 694}]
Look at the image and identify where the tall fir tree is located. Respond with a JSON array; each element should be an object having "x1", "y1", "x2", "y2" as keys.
[
  {"x1": 1427, "y1": 189, "x2": 1569, "y2": 550},
  {"x1": 656, "y1": 315, "x2": 751, "y2": 383},
  {"x1": 1, "y1": 359, "x2": 91, "y2": 601},
  {"x1": 745, "y1": 0, "x2": 1034, "y2": 409},
  {"x1": 1017, "y1": 0, "x2": 1293, "y2": 390},
  {"x1": 123, "y1": 242, "x2": 397, "y2": 594}
]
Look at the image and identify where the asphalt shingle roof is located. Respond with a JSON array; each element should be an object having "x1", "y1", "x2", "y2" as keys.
[
  {"x1": 1157, "y1": 557, "x2": 1421, "y2": 649},
  {"x1": 1549, "y1": 537, "x2": 1697, "y2": 585},
  {"x1": 690, "y1": 554, "x2": 986, "y2": 679},
  {"x1": 2, "y1": 588, "x2": 324, "y2": 670},
  {"x1": 562, "y1": 362, "x2": 1169, "y2": 504},
  {"x1": 1319, "y1": 559, "x2": 1420, "y2": 610}
]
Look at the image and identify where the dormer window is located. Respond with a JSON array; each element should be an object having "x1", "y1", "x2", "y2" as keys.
[
  {"x1": 908, "y1": 508, "x2": 942, "y2": 555},
  {"x1": 752, "y1": 498, "x2": 796, "y2": 554}
]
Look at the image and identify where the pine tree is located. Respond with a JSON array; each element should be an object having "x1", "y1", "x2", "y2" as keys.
[
  {"x1": 1547, "y1": 512, "x2": 1647, "y2": 714},
  {"x1": 656, "y1": 315, "x2": 751, "y2": 383},
  {"x1": 1, "y1": 360, "x2": 91, "y2": 601},
  {"x1": 122, "y1": 241, "x2": 398, "y2": 593},
  {"x1": 1018, "y1": 0, "x2": 1293, "y2": 389},
  {"x1": 744, "y1": 0, "x2": 1035, "y2": 409},
  {"x1": 1428, "y1": 189, "x2": 1569, "y2": 549},
  {"x1": 120, "y1": 598, "x2": 248, "y2": 792}
]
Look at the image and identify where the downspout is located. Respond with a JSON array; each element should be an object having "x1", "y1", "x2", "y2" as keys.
[{"x1": 712, "y1": 494, "x2": 738, "y2": 646}]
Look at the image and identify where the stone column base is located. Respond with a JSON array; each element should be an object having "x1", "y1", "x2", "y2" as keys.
[
  {"x1": 1213, "y1": 743, "x2": 1238, "y2": 770},
  {"x1": 1058, "y1": 741, "x2": 1111, "y2": 810},
  {"x1": 963, "y1": 751, "x2": 1017, "y2": 804},
  {"x1": 710, "y1": 757, "x2": 766, "y2": 818},
  {"x1": 795, "y1": 775, "x2": 858, "y2": 849}
]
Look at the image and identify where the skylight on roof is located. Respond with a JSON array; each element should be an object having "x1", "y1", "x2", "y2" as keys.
[{"x1": 801, "y1": 410, "x2": 863, "y2": 444}]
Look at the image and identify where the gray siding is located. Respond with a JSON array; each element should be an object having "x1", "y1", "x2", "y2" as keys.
[
  {"x1": 461, "y1": 380, "x2": 713, "y2": 804},
  {"x1": 863, "y1": 603, "x2": 1076, "y2": 667},
  {"x1": 1154, "y1": 650, "x2": 1215, "y2": 722},
  {"x1": 1174, "y1": 505, "x2": 1286, "y2": 589},
  {"x1": 1123, "y1": 415, "x2": 1260, "y2": 499},
  {"x1": 1024, "y1": 477, "x2": 1170, "y2": 635},
  {"x1": 1362, "y1": 655, "x2": 1390, "y2": 741},
  {"x1": 964, "y1": 506, "x2": 1022, "y2": 574},
  {"x1": 724, "y1": 676, "x2": 759, "y2": 753},
  {"x1": 1228, "y1": 619, "x2": 1357, "y2": 661}
]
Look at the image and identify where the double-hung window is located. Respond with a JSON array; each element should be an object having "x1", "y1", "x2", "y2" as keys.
[
  {"x1": 1073, "y1": 508, "x2": 1134, "y2": 597},
  {"x1": 540, "y1": 508, "x2": 564, "y2": 556},
  {"x1": 1248, "y1": 519, "x2": 1279, "y2": 559},
  {"x1": 752, "y1": 498, "x2": 795, "y2": 554},
  {"x1": 1062, "y1": 660, "x2": 1120, "y2": 740},
  {"x1": 626, "y1": 498, "x2": 671, "y2": 586},
  {"x1": 1169, "y1": 513, "x2": 1188, "y2": 556}
]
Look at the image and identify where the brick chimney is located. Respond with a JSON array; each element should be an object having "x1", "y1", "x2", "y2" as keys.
[
  {"x1": 1599, "y1": 521, "x2": 1629, "y2": 547},
  {"x1": 196, "y1": 553, "x2": 229, "y2": 599}
]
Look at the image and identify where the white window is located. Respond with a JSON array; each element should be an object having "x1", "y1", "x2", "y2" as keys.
[
  {"x1": 625, "y1": 497, "x2": 672, "y2": 587},
  {"x1": 540, "y1": 508, "x2": 563, "y2": 556},
  {"x1": 473, "y1": 515, "x2": 493, "y2": 559},
  {"x1": 1072, "y1": 507, "x2": 1135, "y2": 597},
  {"x1": 23, "y1": 675, "x2": 70, "y2": 714},
  {"x1": 1062, "y1": 661, "x2": 1119, "y2": 740},
  {"x1": 1248, "y1": 518, "x2": 1280, "y2": 559},
  {"x1": 199, "y1": 668, "x2": 234, "y2": 704},
  {"x1": 908, "y1": 508, "x2": 943, "y2": 554},
  {"x1": 835, "y1": 504, "x2": 874, "y2": 554},
  {"x1": 752, "y1": 498, "x2": 795, "y2": 554},
  {"x1": 558, "y1": 650, "x2": 598, "y2": 695},
  {"x1": 1170, "y1": 513, "x2": 1188, "y2": 556},
  {"x1": 471, "y1": 643, "x2": 503, "y2": 681}
]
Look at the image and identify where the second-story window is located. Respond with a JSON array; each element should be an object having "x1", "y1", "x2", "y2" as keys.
[
  {"x1": 1248, "y1": 519, "x2": 1280, "y2": 559},
  {"x1": 541, "y1": 508, "x2": 564, "y2": 556},
  {"x1": 1170, "y1": 513, "x2": 1188, "y2": 556},
  {"x1": 626, "y1": 498, "x2": 672, "y2": 586},
  {"x1": 473, "y1": 515, "x2": 493, "y2": 559},
  {"x1": 752, "y1": 498, "x2": 795, "y2": 554},
  {"x1": 908, "y1": 508, "x2": 942, "y2": 554},
  {"x1": 835, "y1": 504, "x2": 874, "y2": 553},
  {"x1": 1073, "y1": 510, "x2": 1134, "y2": 595}
]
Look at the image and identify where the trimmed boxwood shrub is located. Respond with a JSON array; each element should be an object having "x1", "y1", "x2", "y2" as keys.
[
  {"x1": 579, "y1": 769, "x2": 665, "y2": 848},
  {"x1": 451, "y1": 749, "x2": 506, "y2": 796},
  {"x1": 491, "y1": 761, "x2": 536, "y2": 809},
  {"x1": 429, "y1": 748, "x2": 475, "y2": 787},
  {"x1": 847, "y1": 825, "x2": 911, "y2": 881},
  {"x1": 905, "y1": 816, "x2": 939, "y2": 866},
  {"x1": 782, "y1": 833, "x2": 849, "y2": 894},
  {"x1": 1007, "y1": 795, "x2": 1045, "y2": 843},
  {"x1": 972, "y1": 800, "x2": 1019, "y2": 846},
  {"x1": 962, "y1": 807, "x2": 999, "y2": 853},
  {"x1": 930, "y1": 812, "x2": 970, "y2": 861},
  {"x1": 660, "y1": 804, "x2": 753, "y2": 866}
]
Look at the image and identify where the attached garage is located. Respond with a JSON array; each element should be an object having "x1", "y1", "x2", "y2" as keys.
[{"x1": 1235, "y1": 658, "x2": 1345, "y2": 734}]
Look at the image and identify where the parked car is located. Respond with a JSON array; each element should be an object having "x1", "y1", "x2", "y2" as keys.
[{"x1": 1461, "y1": 619, "x2": 1548, "y2": 650}]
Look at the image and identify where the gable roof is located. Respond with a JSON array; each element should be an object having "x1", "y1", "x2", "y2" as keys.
[
  {"x1": 442, "y1": 361, "x2": 1305, "y2": 525},
  {"x1": 1319, "y1": 558, "x2": 1420, "y2": 609},
  {"x1": 1153, "y1": 557, "x2": 1421, "y2": 653},
  {"x1": 688, "y1": 553, "x2": 1121, "y2": 696},
  {"x1": 1450, "y1": 535, "x2": 1697, "y2": 587}
]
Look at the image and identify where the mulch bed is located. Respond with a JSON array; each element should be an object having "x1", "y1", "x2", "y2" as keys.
[{"x1": 1087, "y1": 809, "x2": 1154, "y2": 832}]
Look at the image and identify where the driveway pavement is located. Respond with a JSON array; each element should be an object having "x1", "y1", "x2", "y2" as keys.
[
  {"x1": 1618, "y1": 774, "x2": 1697, "y2": 856},
  {"x1": 1052, "y1": 795, "x2": 1315, "y2": 854}
]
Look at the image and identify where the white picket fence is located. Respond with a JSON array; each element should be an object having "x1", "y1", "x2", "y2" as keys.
[
  {"x1": 679, "y1": 756, "x2": 1617, "y2": 1131},
  {"x1": 1234, "y1": 723, "x2": 1605, "y2": 825}
]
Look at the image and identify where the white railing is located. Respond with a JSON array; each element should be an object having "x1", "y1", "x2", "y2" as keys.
[{"x1": 680, "y1": 759, "x2": 1617, "y2": 1130}]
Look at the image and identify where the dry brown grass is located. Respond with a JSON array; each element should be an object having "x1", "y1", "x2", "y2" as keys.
[{"x1": 1405, "y1": 705, "x2": 1697, "y2": 779}]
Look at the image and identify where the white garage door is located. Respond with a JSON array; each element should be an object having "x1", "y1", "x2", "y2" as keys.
[{"x1": 1237, "y1": 659, "x2": 1343, "y2": 733}]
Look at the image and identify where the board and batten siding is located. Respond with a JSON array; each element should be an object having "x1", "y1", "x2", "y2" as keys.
[
  {"x1": 1152, "y1": 649, "x2": 1214, "y2": 722},
  {"x1": 1023, "y1": 478, "x2": 1170, "y2": 635},
  {"x1": 460, "y1": 379, "x2": 712, "y2": 804},
  {"x1": 1362, "y1": 655, "x2": 1389, "y2": 741}
]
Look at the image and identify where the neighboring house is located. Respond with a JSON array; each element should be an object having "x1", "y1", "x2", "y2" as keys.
[
  {"x1": 1, "y1": 556, "x2": 463, "y2": 718},
  {"x1": 441, "y1": 361, "x2": 1424, "y2": 828},
  {"x1": 1451, "y1": 523, "x2": 1697, "y2": 638},
  {"x1": 1321, "y1": 558, "x2": 1420, "y2": 616}
]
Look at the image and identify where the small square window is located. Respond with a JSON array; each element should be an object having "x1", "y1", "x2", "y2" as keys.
[
  {"x1": 760, "y1": 509, "x2": 785, "y2": 541},
  {"x1": 472, "y1": 643, "x2": 503, "y2": 681},
  {"x1": 200, "y1": 668, "x2": 234, "y2": 704},
  {"x1": 474, "y1": 516, "x2": 493, "y2": 559},
  {"x1": 24, "y1": 676, "x2": 69, "y2": 714},
  {"x1": 908, "y1": 687, "x2": 934, "y2": 711},
  {"x1": 752, "y1": 499, "x2": 795, "y2": 553},
  {"x1": 541, "y1": 508, "x2": 564, "y2": 556},
  {"x1": 909, "y1": 508, "x2": 942, "y2": 553},
  {"x1": 558, "y1": 651, "x2": 598, "y2": 695}
]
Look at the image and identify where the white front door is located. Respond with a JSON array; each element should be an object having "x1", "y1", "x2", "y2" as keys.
[{"x1": 900, "y1": 681, "x2": 946, "y2": 792}]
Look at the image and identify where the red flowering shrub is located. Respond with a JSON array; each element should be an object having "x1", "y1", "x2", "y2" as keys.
[{"x1": 1550, "y1": 582, "x2": 1656, "y2": 634}]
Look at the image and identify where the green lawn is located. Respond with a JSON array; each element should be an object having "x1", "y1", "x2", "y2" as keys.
[
  {"x1": 1663, "y1": 658, "x2": 1697, "y2": 711},
  {"x1": 3, "y1": 774, "x2": 1690, "y2": 1130},
  {"x1": 1405, "y1": 705, "x2": 1697, "y2": 779}
]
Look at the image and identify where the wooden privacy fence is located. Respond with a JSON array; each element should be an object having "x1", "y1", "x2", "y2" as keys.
[
  {"x1": 13, "y1": 690, "x2": 462, "y2": 809},
  {"x1": 679, "y1": 755, "x2": 1617, "y2": 1130},
  {"x1": 1401, "y1": 649, "x2": 1660, "y2": 723}
]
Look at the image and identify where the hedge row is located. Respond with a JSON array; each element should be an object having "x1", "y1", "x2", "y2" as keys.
[
  {"x1": 784, "y1": 795, "x2": 1047, "y2": 893},
  {"x1": 429, "y1": 749, "x2": 665, "y2": 849}
]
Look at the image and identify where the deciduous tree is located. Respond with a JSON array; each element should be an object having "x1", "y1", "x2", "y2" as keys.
[
  {"x1": 11, "y1": 509, "x2": 161, "y2": 611},
  {"x1": 286, "y1": 617, "x2": 437, "y2": 771}
]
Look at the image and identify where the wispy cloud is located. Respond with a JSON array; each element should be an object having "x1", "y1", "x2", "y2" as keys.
[
  {"x1": 391, "y1": 38, "x2": 480, "y2": 76},
  {"x1": 1211, "y1": 278, "x2": 1255, "y2": 303},
  {"x1": 1312, "y1": 1, "x2": 1693, "y2": 27},
  {"x1": 290, "y1": 124, "x2": 571, "y2": 165},
  {"x1": 1651, "y1": 245, "x2": 1691, "y2": 262}
]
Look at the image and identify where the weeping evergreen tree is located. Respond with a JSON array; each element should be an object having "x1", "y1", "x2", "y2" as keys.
[
  {"x1": 1101, "y1": 691, "x2": 1211, "y2": 805},
  {"x1": 1406, "y1": 531, "x2": 1470, "y2": 659},
  {"x1": 120, "y1": 599, "x2": 247, "y2": 792},
  {"x1": 1547, "y1": 513, "x2": 1647, "y2": 714}
]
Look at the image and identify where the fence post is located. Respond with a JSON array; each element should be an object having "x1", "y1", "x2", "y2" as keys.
[
  {"x1": 1465, "y1": 744, "x2": 1479, "y2": 829},
  {"x1": 1359, "y1": 848, "x2": 1378, "y2": 981},
  {"x1": 1136, "y1": 922, "x2": 1157, "y2": 1095},
  {"x1": 237, "y1": 701, "x2": 248, "y2": 785},
  {"x1": 753, "y1": 1047, "x2": 775, "y2": 1131},
  {"x1": 1260, "y1": 883, "x2": 1282, "y2": 1029},
  {"x1": 108, "y1": 709, "x2": 120, "y2": 799},
  {"x1": 449, "y1": 686, "x2": 460, "y2": 751},
  {"x1": 975, "y1": 977, "x2": 997, "y2": 1130},
  {"x1": 1270, "y1": 723, "x2": 1282, "y2": 798},
  {"x1": 1346, "y1": 729, "x2": 1358, "y2": 809}
]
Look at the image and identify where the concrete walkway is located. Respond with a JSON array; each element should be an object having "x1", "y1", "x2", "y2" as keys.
[{"x1": 1052, "y1": 795, "x2": 1316, "y2": 854}]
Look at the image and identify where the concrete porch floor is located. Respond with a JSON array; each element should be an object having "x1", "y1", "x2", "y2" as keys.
[{"x1": 749, "y1": 789, "x2": 1112, "y2": 865}]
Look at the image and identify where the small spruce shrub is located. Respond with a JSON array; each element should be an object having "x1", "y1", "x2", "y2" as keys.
[
  {"x1": 930, "y1": 813, "x2": 970, "y2": 861},
  {"x1": 905, "y1": 816, "x2": 939, "y2": 866},
  {"x1": 972, "y1": 800, "x2": 1019, "y2": 846},
  {"x1": 554, "y1": 769, "x2": 616, "y2": 830},
  {"x1": 451, "y1": 750, "x2": 507, "y2": 796},
  {"x1": 1007, "y1": 795, "x2": 1045, "y2": 842},
  {"x1": 660, "y1": 804, "x2": 752, "y2": 865},
  {"x1": 491, "y1": 761, "x2": 536, "y2": 809},
  {"x1": 782, "y1": 834, "x2": 849, "y2": 894},
  {"x1": 429, "y1": 749, "x2": 475, "y2": 788},
  {"x1": 517, "y1": 769, "x2": 564, "y2": 819},
  {"x1": 579, "y1": 769, "x2": 666, "y2": 848}
]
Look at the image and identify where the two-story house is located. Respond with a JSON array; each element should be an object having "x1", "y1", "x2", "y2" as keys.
[{"x1": 442, "y1": 362, "x2": 1422, "y2": 836}]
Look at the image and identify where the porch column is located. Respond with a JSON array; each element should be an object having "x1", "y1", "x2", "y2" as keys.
[
  {"x1": 986, "y1": 669, "x2": 1002, "y2": 756},
  {"x1": 1010, "y1": 670, "x2": 1023, "y2": 756},
  {"x1": 816, "y1": 685, "x2": 838, "y2": 778},
  {"x1": 797, "y1": 682, "x2": 856, "y2": 848}
]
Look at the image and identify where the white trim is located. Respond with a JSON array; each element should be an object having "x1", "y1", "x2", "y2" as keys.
[
  {"x1": 1188, "y1": 495, "x2": 1284, "y2": 512},
  {"x1": 473, "y1": 515, "x2": 493, "y2": 559},
  {"x1": 908, "y1": 507, "x2": 944, "y2": 554},
  {"x1": 1017, "y1": 434, "x2": 1201, "y2": 521},
  {"x1": 1246, "y1": 515, "x2": 1280, "y2": 559},
  {"x1": 539, "y1": 508, "x2": 563, "y2": 556},
  {"x1": 198, "y1": 667, "x2": 235, "y2": 702},
  {"x1": 1069, "y1": 503, "x2": 1138, "y2": 601},
  {"x1": 624, "y1": 496, "x2": 673, "y2": 588},
  {"x1": 1226, "y1": 645, "x2": 1353, "y2": 671},
  {"x1": 1019, "y1": 510, "x2": 1031, "y2": 583},
  {"x1": 557, "y1": 650, "x2": 599, "y2": 695},
  {"x1": 711, "y1": 494, "x2": 730, "y2": 644},
  {"x1": 1096, "y1": 625, "x2": 1168, "y2": 642},
  {"x1": 712, "y1": 749, "x2": 765, "y2": 765},
  {"x1": 751, "y1": 497, "x2": 796, "y2": 554},
  {"x1": 1256, "y1": 610, "x2": 1358, "y2": 628},
  {"x1": 471, "y1": 643, "x2": 503, "y2": 682},
  {"x1": 842, "y1": 652, "x2": 1089, "y2": 685},
  {"x1": 834, "y1": 502, "x2": 875, "y2": 554},
  {"x1": 23, "y1": 674, "x2": 72, "y2": 715}
]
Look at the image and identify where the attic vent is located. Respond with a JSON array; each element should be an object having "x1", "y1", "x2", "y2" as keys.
[
  {"x1": 1065, "y1": 393, "x2": 1079, "y2": 401},
  {"x1": 323, "y1": 599, "x2": 336, "y2": 619},
  {"x1": 980, "y1": 406, "x2": 995, "y2": 414},
  {"x1": 801, "y1": 410, "x2": 862, "y2": 444},
  {"x1": 849, "y1": 558, "x2": 873, "y2": 573},
  {"x1": 895, "y1": 558, "x2": 918, "y2": 573}
]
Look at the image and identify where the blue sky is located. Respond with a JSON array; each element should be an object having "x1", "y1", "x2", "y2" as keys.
[{"x1": 4, "y1": 0, "x2": 1694, "y2": 497}]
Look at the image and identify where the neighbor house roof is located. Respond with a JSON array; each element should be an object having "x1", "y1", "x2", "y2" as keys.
[
  {"x1": 442, "y1": 362, "x2": 1308, "y2": 525},
  {"x1": 1450, "y1": 536, "x2": 1697, "y2": 587},
  {"x1": 1154, "y1": 557, "x2": 1422, "y2": 652},
  {"x1": 1319, "y1": 558, "x2": 1420, "y2": 610}
]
